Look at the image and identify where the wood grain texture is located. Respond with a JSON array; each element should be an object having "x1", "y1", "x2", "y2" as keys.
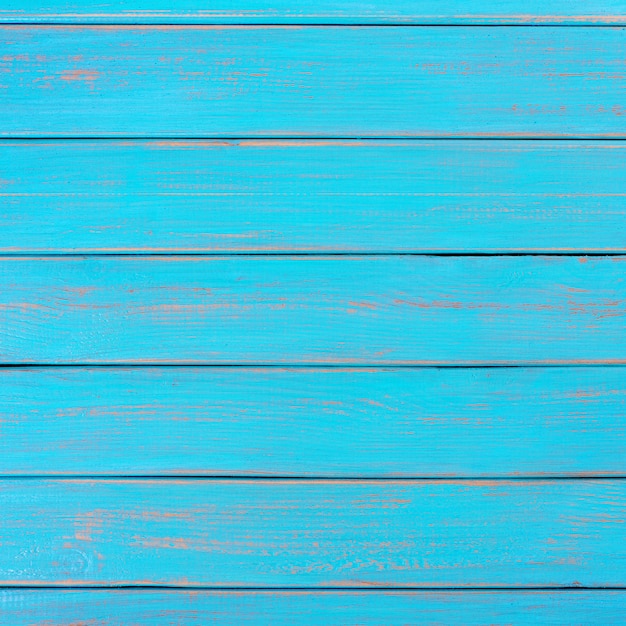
[
  {"x1": 2, "y1": 256, "x2": 626, "y2": 364},
  {"x1": 1, "y1": 479, "x2": 625, "y2": 586},
  {"x1": 4, "y1": 6, "x2": 626, "y2": 612},
  {"x1": 5, "y1": 140, "x2": 626, "y2": 253},
  {"x1": 2, "y1": 1, "x2": 625, "y2": 24},
  {"x1": 3, "y1": 589, "x2": 626, "y2": 625},
  {"x1": 2, "y1": 366, "x2": 626, "y2": 477},
  {"x1": 3, "y1": 27, "x2": 626, "y2": 137}
]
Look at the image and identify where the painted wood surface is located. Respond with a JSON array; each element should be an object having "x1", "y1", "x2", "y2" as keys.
[
  {"x1": 5, "y1": 140, "x2": 626, "y2": 253},
  {"x1": 3, "y1": 27, "x2": 626, "y2": 138},
  {"x1": 1, "y1": 479, "x2": 625, "y2": 586},
  {"x1": 4, "y1": 0, "x2": 625, "y2": 616},
  {"x1": 2, "y1": 366, "x2": 626, "y2": 477},
  {"x1": 2, "y1": 1, "x2": 626, "y2": 25},
  {"x1": 3, "y1": 590, "x2": 626, "y2": 625},
  {"x1": 3, "y1": 256, "x2": 626, "y2": 364}
]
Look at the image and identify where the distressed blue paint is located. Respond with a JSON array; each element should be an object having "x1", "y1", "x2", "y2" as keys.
[
  {"x1": 0, "y1": 479, "x2": 625, "y2": 586},
  {"x1": 3, "y1": 27, "x2": 626, "y2": 137},
  {"x1": 2, "y1": 590, "x2": 626, "y2": 625},
  {"x1": 2, "y1": 1, "x2": 626, "y2": 24},
  {"x1": 4, "y1": 140, "x2": 626, "y2": 253},
  {"x1": 3, "y1": 1, "x2": 625, "y2": 614},
  {"x1": 2, "y1": 256, "x2": 626, "y2": 364},
  {"x1": 1, "y1": 366, "x2": 626, "y2": 477}
]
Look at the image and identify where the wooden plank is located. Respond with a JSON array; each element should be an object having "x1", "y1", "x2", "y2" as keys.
[
  {"x1": 3, "y1": 590, "x2": 626, "y2": 625},
  {"x1": 2, "y1": 256, "x2": 626, "y2": 365},
  {"x1": 2, "y1": 366, "x2": 626, "y2": 477},
  {"x1": 2, "y1": 1, "x2": 625, "y2": 25},
  {"x1": 5, "y1": 140, "x2": 626, "y2": 253},
  {"x1": 3, "y1": 27, "x2": 626, "y2": 138},
  {"x1": 1, "y1": 479, "x2": 625, "y2": 586}
]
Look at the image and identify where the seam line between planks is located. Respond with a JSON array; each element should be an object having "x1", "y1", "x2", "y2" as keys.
[
  {"x1": 2, "y1": 476, "x2": 625, "y2": 481},
  {"x1": 2, "y1": 252, "x2": 626, "y2": 257},
  {"x1": 3, "y1": 23, "x2": 626, "y2": 27},
  {"x1": 0, "y1": 585, "x2": 625, "y2": 591},
  {"x1": 6, "y1": 137, "x2": 626, "y2": 141},
  {"x1": 4, "y1": 363, "x2": 626, "y2": 369}
]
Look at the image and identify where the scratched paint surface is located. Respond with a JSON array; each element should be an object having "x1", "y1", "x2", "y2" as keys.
[
  {"x1": 3, "y1": 1, "x2": 626, "y2": 24},
  {"x1": 3, "y1": 27, "x2": 626, "y2": 137},
  {"x1": 2, "y1": 2, "x2": 626, "y2": 622},
  {"x1": 2, "y1": 255, "x2": 626, "y2": 364},
  {"x1": 1, "y1": 367, "x2": 625, "y2": 477},
  {"x1": 4, "y1": 140, "x2": 626, "y2": 253},
  {"x1": 2, "y1": 590, "x2": 626, "y2": 625},
  {"x1": 1, "y1": 479, "x2": 625, "y2": 586}
]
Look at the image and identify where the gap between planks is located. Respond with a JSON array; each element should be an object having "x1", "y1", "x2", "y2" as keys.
[
  {"x1": 4, "y1": 23, "x2": 626, "y2": 27},
  {"x1": 4, "y1": 253, "x2": 626, "y2": 257},
  {"x1": 6, "y1": 359, "x2": 626, "y2": 370},
  {"x1": 2, "y1": 22, "x2": 626, "y2": 27},
  {"x1": 8, "y1": 137, "x2": 626, "y2": 141},
  {"x1": 1, "y1": 476, "x2": 626, "y2": 481},
  {"x1": 2, "y1": 585, "x2": 626, "y2": 590}
]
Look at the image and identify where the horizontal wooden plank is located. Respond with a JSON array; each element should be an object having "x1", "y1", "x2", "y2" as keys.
[
  {"x1": 2, "y1": 366, "x2": 626, "y2": 477},
  {"x1": 3, "y1": 27, "x2": 626, "y2": 137},
  {"x1": 3, "y1": 590, "x2": 626, "y2": 625},
  {"x1": 1, "y1": 479, "x2": 625, "y2": 586},
  {"x1": 2, "y1": 1, "x2": 625, "y2": 25},
  {"x1": 5, "y1": 140, "x2": 626, "y2": 253},
  {"x1": 2, "y1": 256, "x2": 626, "y2": 364}
]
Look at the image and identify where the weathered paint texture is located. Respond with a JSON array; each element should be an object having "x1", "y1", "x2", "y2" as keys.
[
  {"x1": 1, "y1": 479, "x2": 625, "y2": 586},
  {"x1": 1, "y1": 366, "x2": 625, "y2": 477},
  {"x1": 2, "y1": 1, "x2": 626, "y2": 24},
  {"x1": 2, "y1": 255, "x2": 626, "y2": 364},
  {"x1": 4, "y1": 140, "x2": 626, "y2": 253},
  {"x1": 3, "y1": 27, "x2": 626, "y2": 137},
  {"x1": 3, "y1": 1, "x2": 626, "y2": 620},
  {"x1": 2, "y1": 590, "x2": 626, "y2": 625}
]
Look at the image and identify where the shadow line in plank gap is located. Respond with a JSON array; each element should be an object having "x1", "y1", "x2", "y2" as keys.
[
  {"x1": 3, "y1": 363, "x2": 626, "y2": 369},
  {"x1": 1, "y1": 476, "x2": 625, "y2": 481},
  {"x1": 3, "y1": 253, "x2": 626, "y2": 258},
  {"x1": 1, "y1": 585, "x2": 625, "y2": 591},
  {"x1": 7, "y1": 136, "x2": 626, "y2": 142},
  {"x1": 3, "y1": 23, "x2": 626, "y2": 27}
]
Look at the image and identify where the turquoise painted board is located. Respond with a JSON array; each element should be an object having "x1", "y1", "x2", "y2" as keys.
[
  {"x1": 1, "y1": 366, "x2": 626, "y2": 477},
  {"x1": 4, "y1": 140, "x2": 626, "y2": 253},
  {"x1": 2, "y1": 256, "x2": 626, "y2": 364},
  {"x1": 3, "y1": 27, "x2": 626, "y2": 137},
  {"x1": 2, "y1": 1, "x2": 625, "y2": 24},
  {"x1": 0, "y1": 479, "x2": 625, "y2": 586},
  {"x1": 3, "y1": 1, "x2": 626, "y2": 619},
  {"x1": 3, "y1": 590, "x2": 626, "y2": 625}
]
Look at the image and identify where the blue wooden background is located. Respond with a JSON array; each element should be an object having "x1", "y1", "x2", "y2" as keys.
[{"x1": 1, "y1": 2, "x2": 626, "y2": 623}]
